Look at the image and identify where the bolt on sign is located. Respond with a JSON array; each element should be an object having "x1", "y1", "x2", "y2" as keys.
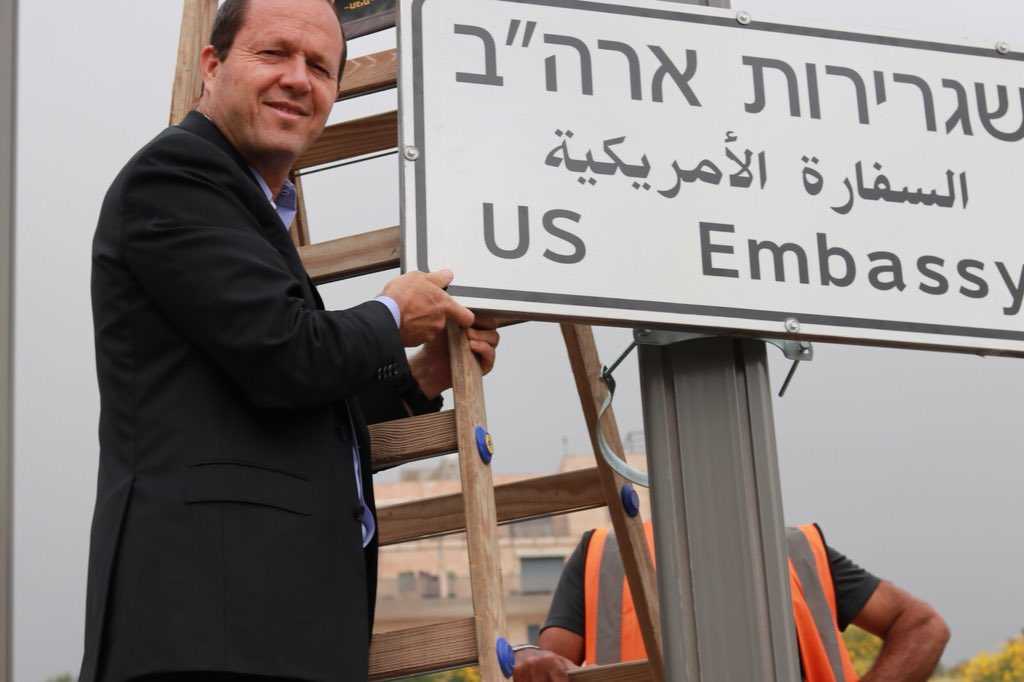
[{"x1": 398, "y1": 0, "x2": 1024, "y2": 356}]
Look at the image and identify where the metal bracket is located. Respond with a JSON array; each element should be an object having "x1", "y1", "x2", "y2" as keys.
[
  {"x1": 634, "y1": 329, "x2": 813, "y2": 397},
  {"x1": 635, "y1": 329, "x2": 813, "y2": 359},
  {"x1": 598, "y1": 329, "x2": 814, "y2": 488},
  {"x1": 596, "y1": 361, "x2": 650, "y2": 489}
]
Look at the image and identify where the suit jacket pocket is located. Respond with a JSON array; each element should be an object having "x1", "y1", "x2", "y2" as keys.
[{"x1": 183, "y1": 461, "x2": 313, "y2": 515}]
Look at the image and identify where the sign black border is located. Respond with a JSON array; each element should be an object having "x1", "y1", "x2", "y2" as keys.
[{"x1": 411, "y1": 0, "x2": 1024, "y2": 343}]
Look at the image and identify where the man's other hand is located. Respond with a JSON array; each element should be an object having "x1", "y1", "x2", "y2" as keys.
[
  {"x1": 381, "y1": 269, "x2": 474, "y2": 347},
  {"x1": 408, "y1": 315, "x2": 500, "y2": 399},
  {"x1": 512, "y1": 647, "x2": 578, "y2": 682},
  {"x1": 465, "y1": 315, "x2": 500, "y2": 375}
]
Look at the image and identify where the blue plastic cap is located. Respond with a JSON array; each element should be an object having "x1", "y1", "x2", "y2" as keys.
[
  {"x1": 621, "y1": 483, "x2": 641, "y2": 518},
  {"x1": 496, "y1": 636, "x2": 516, "y2": 678},
  {"x1": 475, "y1": 425, "x2": 494, "y2": 464}
]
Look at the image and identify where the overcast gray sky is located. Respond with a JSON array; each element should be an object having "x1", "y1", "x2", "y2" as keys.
[{"x1": 12, "y1": 1, "x2": 1024, "y2": 680}]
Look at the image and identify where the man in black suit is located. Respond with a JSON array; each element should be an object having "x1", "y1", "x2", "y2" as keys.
[{"x1": 81, "y1": 1, "x2": 498, "y2": 680}]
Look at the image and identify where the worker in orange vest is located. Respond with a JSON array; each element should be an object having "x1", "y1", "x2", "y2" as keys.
[{"x1": 512, "y1": 522, "x2": 948, "y2": 681}]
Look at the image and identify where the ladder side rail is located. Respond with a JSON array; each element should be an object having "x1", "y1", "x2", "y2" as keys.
[
  {"x1": 448, "y1": 319, "x2": 508, "y2": 681},
  {"x1": 169, "y1": 0, "x2": 217, "y2": 126},
  {"x1": 561, "y1": 324, "x2": 665, "y2": 682},
  {"x1": 289, "y1": 172, "x2": 313, "y2": 247}
]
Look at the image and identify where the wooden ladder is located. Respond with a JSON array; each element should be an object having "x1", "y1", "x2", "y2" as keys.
[{"x1": 170, "y1": 3, "x2": 663, "y2": 680}]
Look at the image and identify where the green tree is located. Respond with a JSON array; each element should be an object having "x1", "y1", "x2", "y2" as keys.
[{"x1": 44, "y1": 675, "x2": 75, "y2": 682}]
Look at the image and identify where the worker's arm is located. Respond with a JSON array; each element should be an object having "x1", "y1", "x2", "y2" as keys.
[
  {"x1": 853, "y1": 580, "x2": 950, "y2": 682},
  {"x1": 513, "y1": 530, "x2": 591, "y2": 681},
  {"x1": 511, "y1": 627, "x2": 582, "y2": 681}
]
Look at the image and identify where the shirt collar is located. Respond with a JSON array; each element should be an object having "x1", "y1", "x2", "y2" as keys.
[{"x1": 249, "y1": 167, "x2": 298, "y2": 232}]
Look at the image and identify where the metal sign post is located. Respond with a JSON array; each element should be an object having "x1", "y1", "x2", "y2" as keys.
[
  {"x1": 637, "y1": 332, "x2": 799, "y2": 681},
  {"x1": 0, "y1": 0, "x2": 15, "y2": 678}
]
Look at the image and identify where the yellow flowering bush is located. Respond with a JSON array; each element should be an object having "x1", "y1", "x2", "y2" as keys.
[
  {"x1": 843, "y1": 625, "x2": 883, "y2": 676},
  {"x1": 959, "y1": 634, "x2": 1024, "y2": 682}
]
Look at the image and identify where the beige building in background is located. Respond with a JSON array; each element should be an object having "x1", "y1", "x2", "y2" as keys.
[{"x1": 374, "y1": 450, "x2": 650, "y2": 645}]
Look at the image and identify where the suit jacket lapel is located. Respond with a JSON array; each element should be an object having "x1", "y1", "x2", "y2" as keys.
[{"x1": 177, "y1": 111, "x2": 315, "y2": 299}]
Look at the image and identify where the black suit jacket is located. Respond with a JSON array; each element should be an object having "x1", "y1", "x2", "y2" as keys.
[{"x1": 81, "y1": 112, "x2": 431, "y2": 682}]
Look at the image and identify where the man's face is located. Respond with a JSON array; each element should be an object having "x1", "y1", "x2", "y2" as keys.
[{"x1": 200, "y1": 0, "x2": 342, "y2": 170}]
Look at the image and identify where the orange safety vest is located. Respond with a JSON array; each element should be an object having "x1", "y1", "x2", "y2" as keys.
[{"x1": 583, "y1": 522, "x2": 859, "y2": 682}]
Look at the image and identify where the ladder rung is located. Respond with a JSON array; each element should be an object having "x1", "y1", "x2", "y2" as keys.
[
  {"x1": 569, "y1": 661, "x2": 653, "y2": 682},
  {"x1": 299, "y1": 225, "x2": 400, "y2": 284},
  {"x1": 338, "y1": 48, "x2": 397, "y2": 101},
  {"x1": 369, "y1": 410, "x2": 458, "y2": 473},
  {"x1": 369, "y1": 618, "x2": 477, "y2": 680},
  {"x1": 294, "y1": 110, "x2": 396, "y2": 170},
  {"x1": 378, "y1": 466, "x2": 605, "y2": 546}
]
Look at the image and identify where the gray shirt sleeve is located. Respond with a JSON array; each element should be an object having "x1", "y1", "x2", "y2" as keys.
[
  {"x1": 816, "y1": 524, "x2": 881, "y2": 631},
  {"x1": 541, "y1": 530, "x2": 594, "y2": 636}
]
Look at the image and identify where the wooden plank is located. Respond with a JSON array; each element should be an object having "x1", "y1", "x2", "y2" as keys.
[
  {"x1": 378, "y1": 466, "x2": 605, "y2": 546},
  {"x1": 562, "y1": 324, "x2": 665, "y2": 682},
  {"x1": 293, "y1": 110, "x2": 397, "y2": 170},
  {"x1": 448, "y1": 319, "x2": 507, "y2": 681},
  {"x1": 369, "y1": 410, "x2": 458, "y2": 473},
  {"x1": 338, "y1": 48, "x2": 398, "y2": 101},
  {"x1": 369, "y1": 618, "x2": 477, "y2": 680},
  {"x1": 569, "y1": 661, "x2": 654, "y2": 682},
  {"x1": 169, "y1": 0, "x2": 217, "y2": 125},
  {"x1": 298, "y1": 226, "x2": 400, "y2": 284},
  {"x1": 288, "y1": 172, "x2": 312, "y2": 247}
]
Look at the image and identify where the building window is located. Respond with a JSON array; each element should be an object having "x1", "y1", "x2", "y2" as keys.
[
  {"x1": 397, "y1": 570, "x2": 440, "y2": 598},
  {"x1": 419, "y1": 571, "x2": 440, "y2": 599},
  {"x1": 398, "y1": 571, "x2": 416, "y2": 594},
  {"x1": 520, "y1": 556, "x2": 565, "y2": 594}
]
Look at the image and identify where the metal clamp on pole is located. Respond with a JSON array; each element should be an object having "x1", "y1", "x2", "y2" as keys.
[
  {"x1": 634, "y1": 329, "x2": 813, "y2": 397},
  {"x1": 596, "y1": 340, "x2": 650, "y2": 488},
  {"x1": 770, "y1": 338, "x2": 813, "y2": 397},
  {"x1": 597, "y1": 329, "x2": 814, "y2": 487}
]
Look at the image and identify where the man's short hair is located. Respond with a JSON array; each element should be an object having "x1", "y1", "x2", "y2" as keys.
[{"x1": 209, "y1": 0, "x2": 348, "y2": 82}]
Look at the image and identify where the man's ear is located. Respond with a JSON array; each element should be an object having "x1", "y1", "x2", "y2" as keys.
[{"x1": 198, "y1": 45, "x2": 221, "y2": 98}]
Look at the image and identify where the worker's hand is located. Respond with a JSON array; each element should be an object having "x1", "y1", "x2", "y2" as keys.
[
  {"x1": 465, "y1": 315, "x2": 500, "y2": 375},
  {"x1": 408, "y1": 315, "x2": 500, "y2": 399},
  {"x1": 381, "y1": 269, "x2": 474, "y2": 347},
  {"x1": 512, "y1": 647, "x2": 578, "y2": 682}
]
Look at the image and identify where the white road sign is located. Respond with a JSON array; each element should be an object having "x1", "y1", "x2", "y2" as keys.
[{"x1": 398, "y1": 0, "x2": 1024, "y2": 355}]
